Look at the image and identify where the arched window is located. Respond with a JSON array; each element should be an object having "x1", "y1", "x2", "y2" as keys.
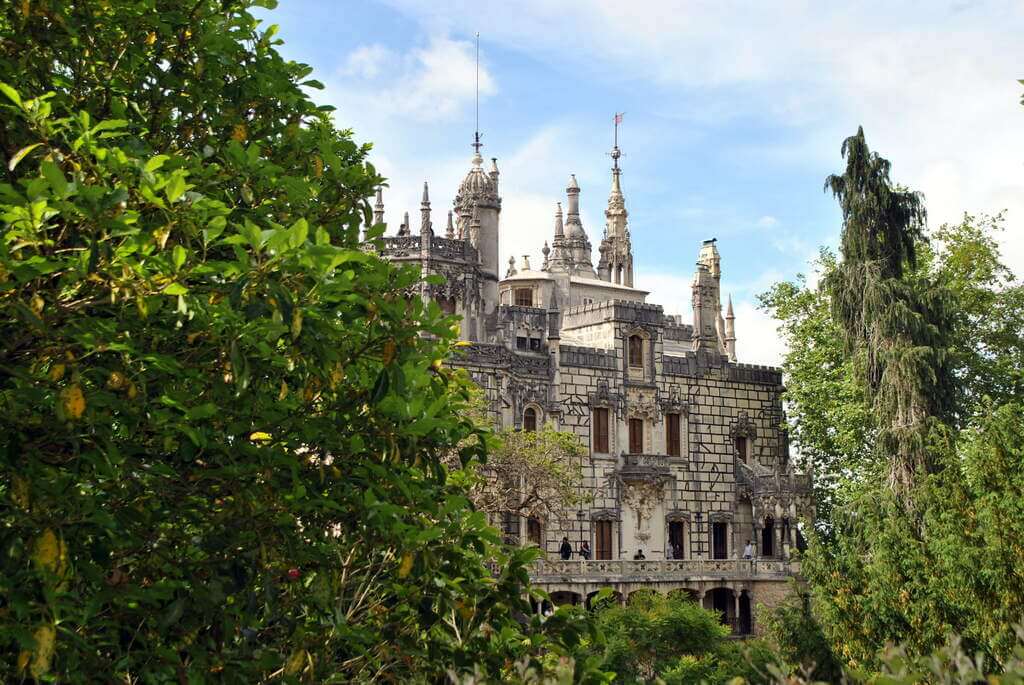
[
  {"x1": 523, "y1": 407, "x2": 537, "y2": 432},
  {"x1": 628, "y1": 334, "x2": 644, "y2": 368}
]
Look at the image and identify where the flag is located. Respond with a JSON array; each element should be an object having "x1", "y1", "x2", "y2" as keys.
[{"x1": 614, "y1": 112, "x2": 624, "y2": 125}]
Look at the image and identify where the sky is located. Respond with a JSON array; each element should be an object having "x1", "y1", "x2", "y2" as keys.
[{"x1": 263, "y1": 1, "x2": 1024, "y2": 366}]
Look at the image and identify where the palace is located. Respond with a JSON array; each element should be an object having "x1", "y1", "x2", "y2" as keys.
[{"x1": 375, "y1": 129, "x2": 813, "y2": 635}]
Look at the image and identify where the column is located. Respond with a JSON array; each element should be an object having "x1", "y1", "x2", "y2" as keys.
[
  {"x1": 732, "y1": 589, "x2": 740, "y2": 631},
  {"x1": 753, "y1": 525, "x2": 762, "y2": 558}
]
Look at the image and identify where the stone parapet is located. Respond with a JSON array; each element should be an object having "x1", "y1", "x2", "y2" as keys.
[
  {"x1": 560, "y1": 345, "x2": 618, "y2": 369},
  {"x1": 530, "y1": 558, "x2": 799, "y2": 583}
]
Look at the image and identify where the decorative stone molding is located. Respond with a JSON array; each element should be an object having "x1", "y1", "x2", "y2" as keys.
[
  {"x1": 665, "y1": 510, "x2": 691, "y2": 523},
  {"x1": 591, "y1": 508, "x2": 620, "y2": 522}
]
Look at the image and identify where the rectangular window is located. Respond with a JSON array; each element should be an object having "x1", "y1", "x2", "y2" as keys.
[
  {"x1": 628, "y1": 335, "x2": 644, "y2": 368},
  {"x1": 596, "y1": 520, "x2": 613, "y2": 560},
  {"x1": 514, "y1": 288, "x2": 533, "y2": 307},
  {"x1": 529, "y1": 337, "x2": 542, "y2": 351},
  {"x1": 628, "y1": 418, "x2": 643, "y2": 454},
  {"x1": 527, "y1": 517, "x2": 542, "y2": 546},
  {"x1": 593, "y1": 408, "x2": 609, "y2": 453},
  {"x1": 666, "y1": 413, "x2": 681, "y2": 457},
  {"x1": 501, "y1": 512, "x2": 520, "y2": 545},
  {"x1": 712, "y1": 521, "x2": 728, "y2": 560},
  {"x1": 668, "y1": 521, "x2": 685, "y2": 559},
  {"x1": 516, "y1": 336, "x2": 528, "y2": 350},
  {"x1": 735, "y1": 436, "x2": 748, "y2": 463}
]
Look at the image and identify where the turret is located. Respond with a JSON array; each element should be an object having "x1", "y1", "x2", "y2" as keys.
[
  {"x1": 691, "y1": 239, "x2": 726, "y2": 355},
  {"x1": 373, "y1": 188, "x2": 385, "y2": 227},
  {"x1": 398, "y1": 211, "x2": 411, "y2": 237},
  {"x1": 445, "y1": 210, "x2": 454, "y2": 239},
  {"x1": 454, "y1": 149, "x2": 501, "y2": 319}
]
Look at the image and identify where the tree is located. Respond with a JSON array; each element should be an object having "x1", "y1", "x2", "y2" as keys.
[
  {"x1": 824, "y1": 126, "x2": 955, "y2": 499},
  {"x1": 580, "y1": 591, "x2": 774, "y2": 684},
  {"x1": 0, "y1": 2, "x2": 605, "y2": 681}
]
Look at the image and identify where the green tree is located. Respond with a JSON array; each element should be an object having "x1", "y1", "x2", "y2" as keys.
[
  {"x1": 581, "y1": 591, "x2": 775, "y2": 684},
  {"x1": 0, "y1": 2, "x2": 604, "y2": 681},
  {"x1": 824, "y1": 126, "x2": 955, "y2": 499}
]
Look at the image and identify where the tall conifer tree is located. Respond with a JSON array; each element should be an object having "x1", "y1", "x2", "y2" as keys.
[{"x1": 824, "y1": 127, "x2": 954, "y2": 499}]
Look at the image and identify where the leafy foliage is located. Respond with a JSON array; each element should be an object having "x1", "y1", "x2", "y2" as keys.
[
  {"x1": 0, "y1": 1, "x2": 607, "y2": 681},
  {"x1": 580, "y1": 591, "x2": 775, "y2": 684}
]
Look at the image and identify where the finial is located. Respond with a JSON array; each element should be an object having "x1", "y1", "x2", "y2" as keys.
[
  {"x1": 446, "y1": 210, "x2": 454, "y2": 239},
  {"x1": 472, "y1": 32, "x2": 482, "y2": 155},
  {"x1": 554, "y1": 202, "x2": 564, "y2": 238},
  {"x1": 610, "y1": 112, "x2": 625, "y2": 171},
  {"x1": 567, "y1": 174, "x2": 579, "y2": 191},
  {"x1": 421, "y1": 181, "x2": 430, "y2": 205},
  {"x1": 726, "y1": 295, "x2": 734, "y2": 318},
  {"x1": 398, "y1": 210, "x2": 409, "y2": 236},
  {"x1": 490, "y1": 157, "x2": 498, "y2": 174},
  {"x1": 507, "y1": 255, "x2": 517, "y2": 277},
  {"x1": 522, "y1": 254, "x2": 531, "y2": 271}
]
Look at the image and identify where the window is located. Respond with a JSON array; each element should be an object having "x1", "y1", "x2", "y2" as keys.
[
  {"x1": 523, "y1": 407, "x2": 537, "y2": 432},
  {"x1": 529, "y1": 337, "x2": 542, "y2": 351},
  {"x1": 500, "y1": 512, "x2": 520, "y2": 545},
  {"x1": 666, "y1": 413, "x2": 681, "y2": 457},
  {"x1": 516, "y1": 336, "x2": 528, "y2": 350},
  {"x1": 514, "y1": 288, "x2": 533, "y2": 307},
  {"x1": 735, "y1": 436, "x2": 748, "y2": 463},
  {"x1": 527, "y1": 517, "x2": 542, "y2": 546},
  {"x1": 628, "y1": 335, "x2": 644, "y2": 368},
  {"x1": 712, "y1": 521, "x2": 728, "y2": 560},
  {"x1": 593, "y1": 408, "x2": 609, "y2": 453},
  {"x1": 628, "y1": 418, "x2": 643, "y2": 454},
  {"x1": 595, "y1": 520, "x2": 613, "y2": 560},
  {"x1": 437, "y1": 297, "x2": 456, "y2": 315},
  {"x1": 762, "y1": 517, "x2": 775, "y2": 558},
  {"x1": 668, "y1": 521, "x2": 685, "y2": 559}
]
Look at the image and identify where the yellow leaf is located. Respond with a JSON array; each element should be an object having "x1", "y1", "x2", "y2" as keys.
[
  {"x1": 107, "y1": 371, "x2": 126, "y2": 390},
  {"x1": 30, "y1": 293, "x2": 44, "y2": 315},
  {"x1": 231, "y1": 123, "x2": 247, "y2": 142},
  {"x1": 398, "y1": 552, "x2": 414, "y2": 578},
  {"x1": 145, "y1": 31, "x2": 156, "y2": 45},
  {"x1": 60, "y1": 384, "x2": 86, "y2": 420},
  {"x1": 21, "y1": 0, "x2": 29, "y2": 19},
  {"x1": 17, "y1": 649, "x2": 30, "y2": 672},
  {"x1": 313, "y1": 156, "x2": 323, "y2": 178},
  {"x1": 290, "y1": 309, "x2": 302, "y2": 340},
  {"x1": 431, "y1": 358, "x2": 443, "y2": 371},
  {"x1": 284, "y1": 649, "x2": 306, "y2": 675},
  {"x1": 11, "y1": 475, "x2": 29, "y2": 510},
  {"x1": 382, "y1": 340, "x2": 396, "y2": 365},
  {"x1": 126, "y1": 381, "x2": 138, "y2": 400},
  {"x1": 48, "y1": 363, "x2": 65, "y2": 381},
  {"x1": 249, "y1": 431, "x2": 272, "y2": 442},
  {"x1": 329, "y1": 363, "x2": 344, "y2": 389},
  {"x1": 30, "y1": 624, "x2": 56, "y2": 678},
  {"x1": 33, "y1": 529, "x2": 65, "y2": 575},
  {"x1": 278, "y1": 380, "x2": 288, "y2": 400}
]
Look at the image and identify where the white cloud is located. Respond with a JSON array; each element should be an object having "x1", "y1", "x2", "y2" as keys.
[
  {"x1": 380, "y1": 1, "x2": 1024, "y2": 273},
  {"x1": 757, "y1": 215, "x2": 778, "y2": 228}
]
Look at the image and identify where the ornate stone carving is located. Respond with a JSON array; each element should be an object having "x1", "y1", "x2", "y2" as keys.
[{"x1": 622, "y1": 481, "x2": 664, "y2": 544}]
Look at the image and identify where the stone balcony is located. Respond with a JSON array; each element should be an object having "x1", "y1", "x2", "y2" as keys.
[
  {"x1": 530, "y1": 557, "x2": 799, "y2": 584},
  {"x1": 617, "y1": 453, "x2": 672, "y2": 481}
]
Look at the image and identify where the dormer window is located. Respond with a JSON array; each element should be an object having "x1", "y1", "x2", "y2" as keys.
[
  {"x1": 628, "y1": 335, "x2": 644, "y2": 368},
  {"x1": 514, "y1": 288, "x2": 533, "y2": 307}
]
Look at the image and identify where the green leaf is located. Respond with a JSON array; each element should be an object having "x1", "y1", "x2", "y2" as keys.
[
  {"x1": 163, "y1": 282, "x2": 188, "y2": 296},
  {"x1": 0, "y1": 81, "x2": 22, "y2": 107},
  {"x1": 144, "y1": 154, "x2": 170, "y2": 173},
  {"x1": 91, "y1": 119, "x2": 128, "y2": 134},
  {"x1": 40, "y1": 160, "x2": 68, "y2": 196},
  {"x1": 8, "y1": 143, "x2": 42, "y2": 171},
  {"x1": 288, "y1": 218, "x2": 308, "y2": 249},
  {"x1": 165, "y1": 172, "x2": 186, "y2": 203},
  {"x1": 172, "y1": 245, "x2": 186, "y2": 271}
]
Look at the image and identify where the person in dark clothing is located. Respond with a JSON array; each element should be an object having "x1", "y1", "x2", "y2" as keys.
[
  {"x1": 579, "y1": 540, "x2": 591, "y2": 560},
  {"x1": 633, "y1": 549, "x2": 646, "y2": 560},
  {"x1": 559, "y1": 536, "x2": 573, "y2": 560}
]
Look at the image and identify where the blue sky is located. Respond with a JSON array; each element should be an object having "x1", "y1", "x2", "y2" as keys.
[{"x1": 264, "y1": 1, "x2": 1024, "y2": 365}]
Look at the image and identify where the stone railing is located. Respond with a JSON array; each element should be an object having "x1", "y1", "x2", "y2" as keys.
[
  {"x1": 530, "y1": 557, "x2": 798, "y2": 580},
  {"x1": 622, "y1": 453, "x2": 671, "y2": 470}
]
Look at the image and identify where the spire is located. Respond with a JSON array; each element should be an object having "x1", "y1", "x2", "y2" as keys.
[
  {"x1": 542, "y1": 241, "x2": 550, "y2": 270},
  {"x1": 398, "y1": 211, "x2": 410, "y2": 237},
  {"x1": 554, "y1": 202, "x2": 564, "y2": 238},
  {"x1": 420, "y1": 181, "x2": 432, "y2": 235},
  {"x1": 445, "y1": 210, "x2": 454, "y2": 239},
  {"x1": 597, "y1": 116, "x2": 633, "y2": 285},
  {"x1": 725, "y1": 295, "x2": 737, "y2": 361},
  {"x1": 373, "y1": 188, "x2": 385, "y2": 227}
]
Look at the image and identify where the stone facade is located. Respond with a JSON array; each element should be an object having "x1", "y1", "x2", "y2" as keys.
[{"x1": 376, "y1": 135, "x2": 813, "y2": 635}]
